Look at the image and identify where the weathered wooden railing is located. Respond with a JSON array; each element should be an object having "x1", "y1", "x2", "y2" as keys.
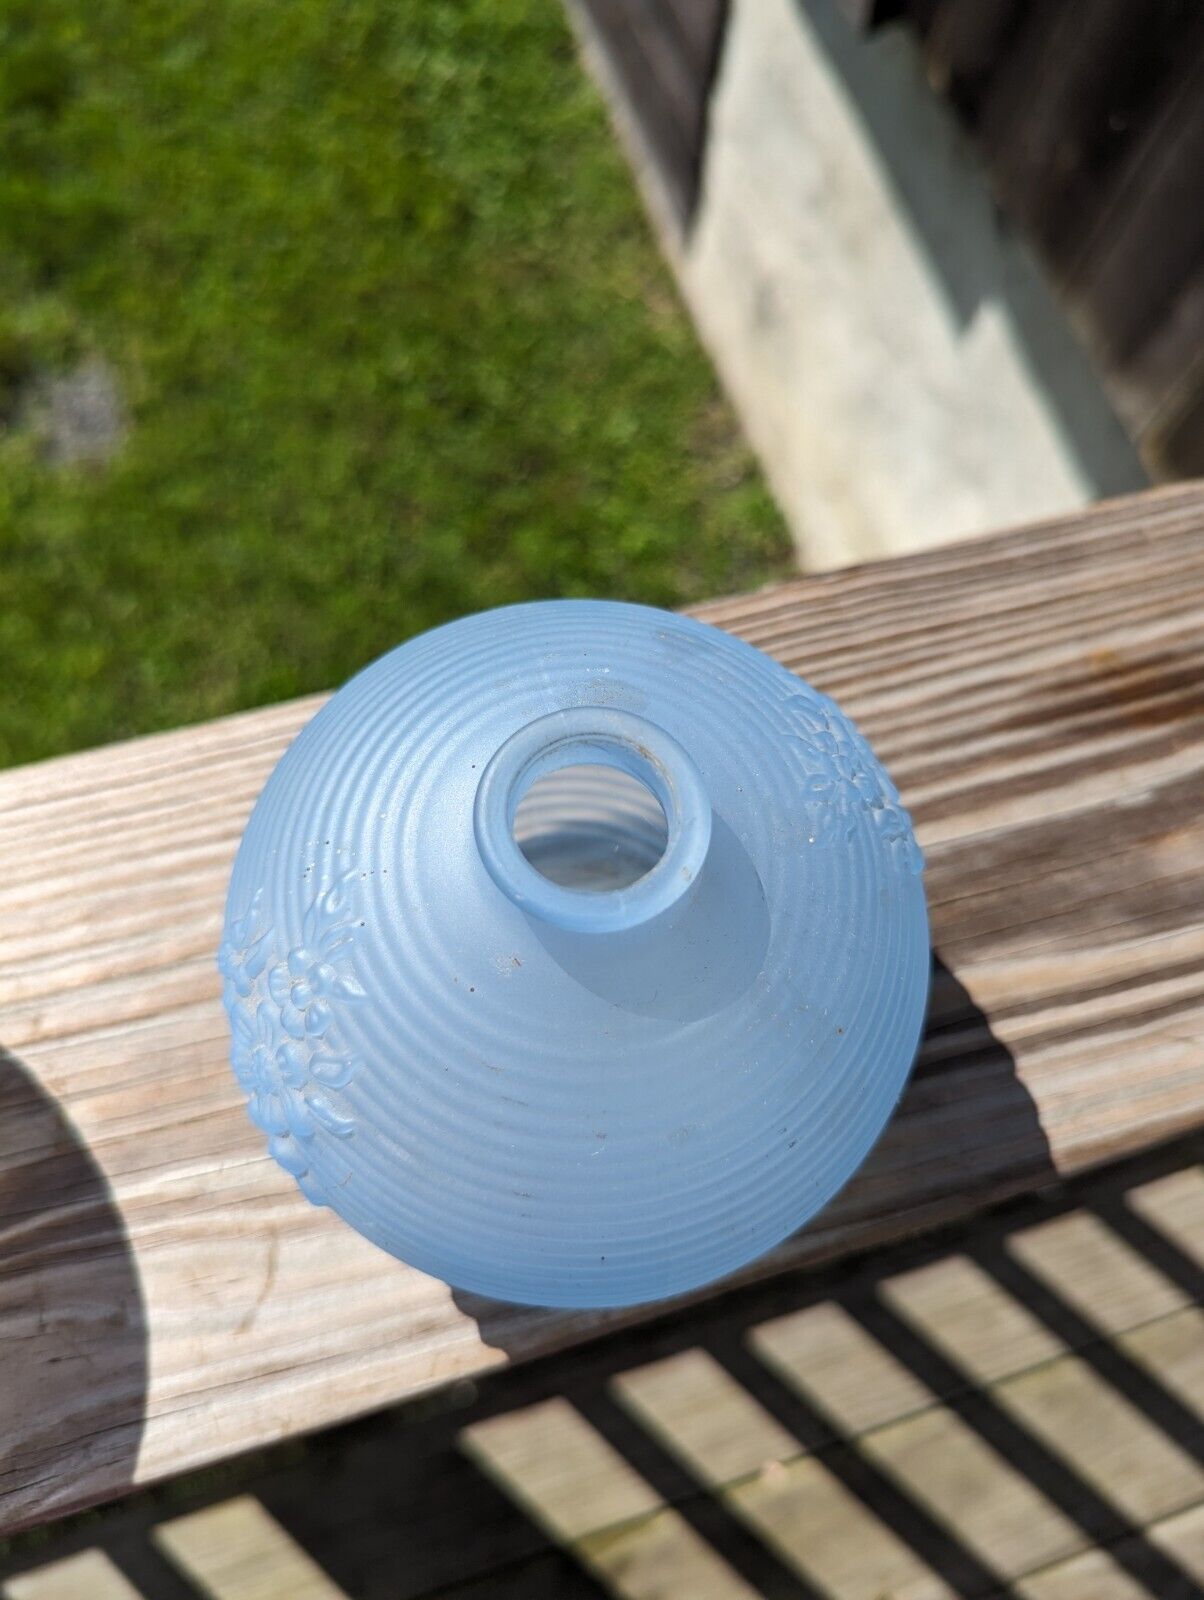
[{"x1": 2, "y1": 483, "x2": 1203, "y2": 1533}]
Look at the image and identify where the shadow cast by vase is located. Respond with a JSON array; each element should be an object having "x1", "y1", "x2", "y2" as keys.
[{"x1": 0, "y1": 1047, "x2": 148, "y2": 1531}]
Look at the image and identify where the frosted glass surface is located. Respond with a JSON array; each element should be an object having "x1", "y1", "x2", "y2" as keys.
[{"x1": 219, "y1": 601, "x2": 928, "y2": 1307}]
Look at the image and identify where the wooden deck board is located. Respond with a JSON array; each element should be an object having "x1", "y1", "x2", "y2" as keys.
[
  {"x1": 153, "y1": 1498, "x2": 352, "y2": 1600},
  {"x1": 1, "y1": 1138, "x2": 1201, "y2": 1598},
  {"x1": 2, "y1": 1553, "x2": 146, "y2": 1600},
  {"x1": 2, "y1": 484, "x2": 1204, "y2": 1533}
]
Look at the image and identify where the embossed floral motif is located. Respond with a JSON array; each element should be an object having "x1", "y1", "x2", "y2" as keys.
[
  {"x1": 218, "y1": 891, "x2": 269, "y2": 1000},
  {"x1": 782, "y1": 690, "x2": 924, "y2": 875},
  {"x1": 267, "y1": 933, "x2": 365, "y2": 1039},
  {"x1": 230, "y1": 1000, "x2": 288, "y2": 1133},
  {"x1": 218, "y1": 868, "x2": 365, "y2": 1206}
]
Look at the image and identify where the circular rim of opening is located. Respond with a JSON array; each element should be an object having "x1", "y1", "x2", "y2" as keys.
[{"x1": 474, "y1": 708, "x2": 713, "y2": 933}]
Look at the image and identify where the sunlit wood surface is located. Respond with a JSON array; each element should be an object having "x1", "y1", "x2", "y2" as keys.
[{"x1": 2, "y1": 484, "x2": 1203, "y2": 1533}]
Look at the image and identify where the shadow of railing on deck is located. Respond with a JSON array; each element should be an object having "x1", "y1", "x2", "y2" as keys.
[{"x1": 2, "y1": 1027, "x2": 1201, "y2": 1599}]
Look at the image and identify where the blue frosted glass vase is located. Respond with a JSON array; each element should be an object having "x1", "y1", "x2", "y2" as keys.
[{"x1": 219, "y1": 601, "x2": 928, "y2": 1308}]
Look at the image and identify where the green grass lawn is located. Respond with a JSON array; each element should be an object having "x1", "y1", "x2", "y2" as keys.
[{"x1": 0, "y1": 0, "x2": 790, "y2": 768}]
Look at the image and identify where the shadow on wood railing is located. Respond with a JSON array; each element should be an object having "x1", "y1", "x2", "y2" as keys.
[{"x1": 0, "y1": 1050, "x2": 148, "y2": 1522}]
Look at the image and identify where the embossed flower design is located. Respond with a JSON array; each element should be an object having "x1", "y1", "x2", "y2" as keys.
[
  {"x1": 231, "y1": 1003, "x2": 354, "y2": 1145},
  {"x1": 222, "y1": 870, "x2": 365, "y2": 1207},
  {"x1": 275, "y1": 1040, "x2": 356, "y2": 1133},
  {"x1": 231, "y1": 1001, "x2": 291, "y2": 1136},
  {"x1": 218, "y1": 899, "x2": 269, "y2": 1000},
  {"x1": 782, "y1": 689, "x2": 921, "y2": 871},
  {"x1": 268, "y1": 926, "x2": 365, "y2": 1040}
]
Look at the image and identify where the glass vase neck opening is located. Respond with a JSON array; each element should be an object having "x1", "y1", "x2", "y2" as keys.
[{"x1": 473, "y1": 707, "x2": 713, "y2": 935}]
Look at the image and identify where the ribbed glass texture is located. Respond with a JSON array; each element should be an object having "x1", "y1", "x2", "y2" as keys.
[{"x1": 219, "y1": 601, "x2": 928, "y2": 1307}]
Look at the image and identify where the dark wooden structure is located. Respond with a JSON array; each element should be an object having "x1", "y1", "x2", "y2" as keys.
[
  {"x1": 872, "y1": 0, "x2": 1204, "y2": 479},
  {"x1": 576, "y1": 0, "x2": 729, "y2": 221},
  {"x1": 582, "y1": 0, "x2": 1204, "y2": 478}
]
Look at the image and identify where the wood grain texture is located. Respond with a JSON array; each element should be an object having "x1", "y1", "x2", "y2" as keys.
[
  {"x1": 895, "y1": 0, "x2": 1204, "y2": 475},
  {"x1": 1017, "y1": 1501, "x2": 1204, "y2": 1600},
  {"x1": 1065, "y1": 17, "x2": 1204, "y2": 366},
  {"x1": 2, "y1": 1552, "x2": 146, "y2": 1600},
  {"x1": 2, "y1": 484, "x2": 1204, "y2": 1533},
  {"x1": 463, "y1": 1267, "x2": 1204, "y2": 1598},
  {"x1": 153, "y1": 1498, "x2": 351, "y2": 1600},
  {"x1": 1, "y1": 1144, "x2": 1200, "y2": 1599}
]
